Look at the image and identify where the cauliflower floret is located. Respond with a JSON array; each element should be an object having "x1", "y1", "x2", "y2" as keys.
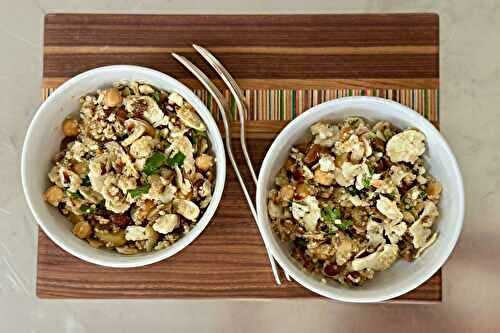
[
  {"x1": 168, "y1": 92, "x2": 184, "y2": 107},
  {"x1": 121, "y1": 119, "x2": 147, "y2": 146},
  {"x1": 335, "y1": 134, "x2": 365, "y2": 162},
  {"x1": 130, "y1": 136, "x2": 154, "y2": 159},
  {"x1": 291, "y1": 196, "x2": 321, "y2": 232},
  {"x1": 124, "y1": 96, "x2": 169, "y2": 128},
  {"x1": 58, "y1": 167, "x2": 81, "y2": 193},
  {"x1": 334, "y1": 234, "x2": 359, "y2": 266},
  {"x1": 334, "y1": 162, "x2": 363, "y2": 187},
  {"x1": 125, "y1": 226, "x2": 148, "y2": 241},
  {"x1": 376, "y1": 196, "x2": 403, "y2": 221},
  {"x1": 366, "y1": 219, "x2": 385, "y2": 248},
  {"x1": 409, "y1": 201, "x2": 439, "y2": 249},
  {"x1": 351, "y1": 244, "x2": 399, "y2": 271},
  {"x1": 310, "y1": 122, "x2": 339, "y2": 147},
  {"x1": 348, "y1": 195, "x2": 370, "y2": 207},
  {"x1": 318, "y1": 155, "x2": 335, "y2": 172},
  {"x1": 384, "y1": 220, "x2": 408, "y2": 244},
  {"x1": 173, "y1": 199, "x2": 200, "y2": 221},
  {"x1": 153, "y1": 214, "x2": 180, "y2": 234},
  {"x1": 389, "y1": 165, "x2": 416, "y2": 187},
  {"x1": 268, "y1": 200, "x2": 285, "y2": 219},
  {"x1": 416, "y1": 232, "x2": 438, "y2": 258},
  {"x1": 386, "y1": 129, "x2": 426, "y2": 164}
]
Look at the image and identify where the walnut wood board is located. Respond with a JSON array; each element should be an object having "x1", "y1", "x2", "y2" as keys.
[{"x1": 37, "y1": 13, "x2": 441, "y2": 302}]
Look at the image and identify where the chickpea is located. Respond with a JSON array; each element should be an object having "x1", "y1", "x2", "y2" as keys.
[
  {"x1": 104, "y1": 88, "x2": 123, "y2": 107},
  {"x1": 72, "y1": 161, "x2": 88, "y2": 176},
  {"x1": 73, "y1": 221, "x2": 92, "y2": 239},
  {"x1": 195, "y1": 154, "x2": 214, "y2": 172},
  {"x1": 43, "y1": 185, "x2": 64, "y2": 207},
  {"x1": 62, "y1": 118, "x2": 80, "y2": 137},
  {"x1": 278, "y1": 184, "x2": 295, "y2": 202},
  {"x1": 426, "y1": 181, "x2": 442, "y2": 200},
  {"x1": 68, "y1": 213, "x2": 85, "y2": 224},
  {"x1": 314, "y1": 169, "x2": 335, "y2": 186}
]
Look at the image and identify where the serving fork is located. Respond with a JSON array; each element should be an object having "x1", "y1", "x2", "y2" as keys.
[{"x1": 172, "y1": 48, "x2": 291, "y2": 284}]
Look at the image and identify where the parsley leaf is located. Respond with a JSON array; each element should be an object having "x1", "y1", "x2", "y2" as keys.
[
  {"x1": 336, "y1": 219, "x2": 353, "y2": 231},
  {"x1": 347, "y1": 186, "x2": 359, "y2": 196},
  {"x1": 295, "y1": 238, "x2": 307, "y2": 248},
  {"x1": 79, "y1": 205, "x2": 96, "y2": 215},
  {"x1": 128, "y1": 184, "x2": 151, "y2": 199},
  {"x1": 166, "y1": 151, "x2": 186, "y2": 167},
  {"x1": 362, "y1": 176, "x2": 371, "y2": 188},
  {"x1": 68, "y1": 191, "x2": 83, "y2": 199},
  {"x1": 81, "y1": 176, "x2": 91, "y2": 186},
  {"x1": 385, "y1": 193, "x2": 396, "y2": 201},
  {"x1": 143, "y1": 152, "x2": 167, "y2": 175},
  {"x1": 151, "y1": 91, "x2": 161, "y2": 102},
  {"x1": 321, "y1": 207, "x2": 342, "y2": 222}
]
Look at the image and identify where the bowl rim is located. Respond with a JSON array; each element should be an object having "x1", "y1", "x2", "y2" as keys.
[
  {"x1": 21, "y1": 65, "x2": 226, "y2": 268},
  {"x1": 256, "y1": 96, "x2": 464, "y2": 302}
]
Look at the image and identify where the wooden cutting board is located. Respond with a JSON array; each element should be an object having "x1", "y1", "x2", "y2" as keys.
[{"x1": 38, "y1": 13, "x2": 441, "y2": 301}]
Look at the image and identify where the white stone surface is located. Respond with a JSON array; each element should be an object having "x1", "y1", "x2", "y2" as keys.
[{"x1": 1, "y1": 0, "x2": 499, "y2": 331}]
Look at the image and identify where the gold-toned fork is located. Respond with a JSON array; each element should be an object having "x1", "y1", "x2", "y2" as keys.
[{"x1": 171, "y1": 53, "x2": 285, "y2": 285}]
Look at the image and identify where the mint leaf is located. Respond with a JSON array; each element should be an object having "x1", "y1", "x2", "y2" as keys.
[
  {"x1": 128, "y1": 184, "x2": 151, "y2": 199},
  {"x1": 144, "y1": 152, "x2": 167, "y2": 175}
]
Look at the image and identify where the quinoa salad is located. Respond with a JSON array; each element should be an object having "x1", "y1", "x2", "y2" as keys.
[
  {"x1": 267, "y1": 117, "x2": 442, "y2": 286},
  {"x1": 43, "y1": 81, "x2": 216, "y2": 254}
]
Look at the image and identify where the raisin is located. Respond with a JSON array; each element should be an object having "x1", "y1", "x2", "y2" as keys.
[{"x1": 110, "y1": 214, "x2": 132, "y2": 227}]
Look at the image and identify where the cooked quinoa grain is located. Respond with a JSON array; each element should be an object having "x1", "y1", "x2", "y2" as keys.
[
  {"x1": 44, "y1": 81, "x2": 216, "y2": 254},
  {"x1": 267, "y1": 117, "x2": 442, "y2": 286}
]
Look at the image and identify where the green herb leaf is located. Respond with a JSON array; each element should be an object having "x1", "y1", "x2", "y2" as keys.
[
  {"x1": 166, "y1": 151, "x2": 186, "y2": 167},
  {"x1": 418, "y1": 191, "x2": 428, "y2": 200},
  {"x1": 151, "y1": 91, "x2": 161, "y2": 102},
  {"x1": 144, "y1": 152, "x2": 167, "y2": 175},
  {"x1": 321, "y1": 207, "x2": 342, "y2": 222},
  {"x1": 385, "y1": 193, "x2": 396, "y2": 201},
  {"x1": 362, "y1": 176, "x2": 371, "y2": 188},
  {"x1": 128, "y1": 184, "x2": 151, "y2": 199},
  {"x1": 68, "y1": 191, "x2": 83, "y2": 199},
  {"x1": 347, "y1": 186, "x2": 359, "y2": 196},
  {"x1": 79, "y1": 205, "x2": 96, "y2": 215},
  {"x1": 295, "y1": 238, "x2": 307, "y2": 248},
  {"x1": 336, "y1": 219, "x2": 353, "y2": 231},
  {"x1": 81, "y1": 176, "x2": 91, "y2": 186},
  {"x1": 195, "y1": 129, "x2": 207, "y2": 137},
  {"x1": 187, "y1": 134, "x2": 197, "y2": 145}
]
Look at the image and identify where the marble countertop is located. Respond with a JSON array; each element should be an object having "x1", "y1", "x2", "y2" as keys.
[{"x1": 1, "y1": 1, "x2": 499, "y2": 332}]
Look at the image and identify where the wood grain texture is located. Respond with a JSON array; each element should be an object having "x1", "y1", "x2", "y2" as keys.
[
  {"x1": 38, "y1": 13, "x2": 441, "y2": 301},
  {"x1": 43, "y1": 14, "x2": 439, "y2": 84}
]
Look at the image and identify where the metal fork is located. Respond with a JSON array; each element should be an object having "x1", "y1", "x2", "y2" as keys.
[{"x1": 171, "y1": 53, "x2": 286, "y2": 285}]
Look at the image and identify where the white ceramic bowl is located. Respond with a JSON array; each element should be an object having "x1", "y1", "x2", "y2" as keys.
[
  {"x1": 257, "y1": 96, "x2": 464, "y2": 303},
  {"x1": 22, "y1": 65, "x2": 226, "y2": 268}
]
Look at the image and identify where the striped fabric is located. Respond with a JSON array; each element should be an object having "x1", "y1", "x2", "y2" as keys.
[{"x1": 43, "y1": 88, "x2": 439, "y2": 123}]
